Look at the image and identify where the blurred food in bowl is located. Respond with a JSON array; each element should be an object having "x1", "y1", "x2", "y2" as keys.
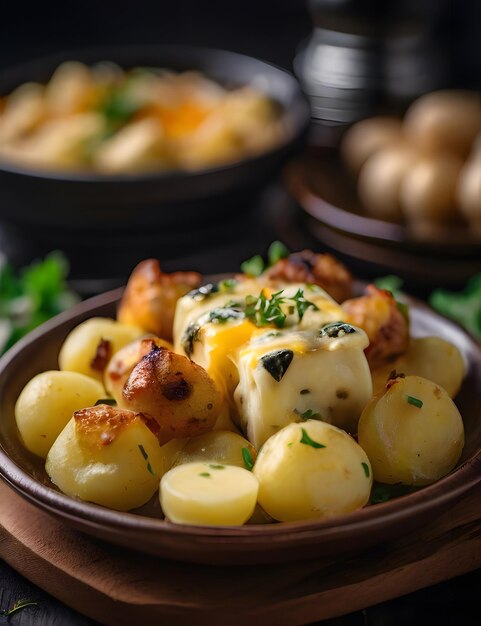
[
  {"x1": 0, "y1": 61, "x2": 287, "y2": 174},
  {"x1": 340, "y1": 90, "x2": 481, "y2": 235}
]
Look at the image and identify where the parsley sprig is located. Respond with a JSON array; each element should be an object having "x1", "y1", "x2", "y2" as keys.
[{"x1": 245, "y1": 288, "x2": 318, "y2": 329}]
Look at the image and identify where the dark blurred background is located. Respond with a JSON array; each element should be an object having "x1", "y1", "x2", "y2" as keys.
[{"x1": 0, "y1": 0, "x2": 480, "y2": 86}]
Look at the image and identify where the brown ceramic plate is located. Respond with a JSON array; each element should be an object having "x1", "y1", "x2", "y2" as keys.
[
  {"x1": 286, "y1": 148, "x2": 481, "y2": 255},
  {"x1": 0, "y1": 286, "x2": 480, "y2": 565}
]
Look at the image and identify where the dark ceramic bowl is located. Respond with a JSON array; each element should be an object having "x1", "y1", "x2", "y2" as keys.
[
  {"x1": 0, "y1": 46, "x2": 311, "y2": 290},
  {"x1": 0, "y1": 286, "x2": 480, "y2": 565}
]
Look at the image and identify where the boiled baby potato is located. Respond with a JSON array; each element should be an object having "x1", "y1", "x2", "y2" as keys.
[
  {"x1": 160, "y1": 461, "x2": 259, "y2": 526},
  {"x1": 341, "y1": 116, "x2": 404, "y2": 173},
  {"x1": 104, "y1": 337, "x2": 172, "y2": 405},
  {"x1": 45, "y1": 61, "x2": 97, "y2": 115},
  {"x1": 253, "y1": 420, "x2": 372, "y2": 522},
  {"x1": 0, "y1": 82, "x2": 45, "y2": 144},
  {"x1": 161, "y1": 437, "x2": 189, "y2": 471},
  {"x1": 15, "y1": 370, "x2": 105, "y2": 458},
  {"x1": 358, "y1": 145, "x2": 414, "y2": 222},
  {"x1": 173, "y1": 430, "x2": 256, "y2": 469},
  {"x1": 371, "y1": 337, "x2": 465, "y2": 398},
  {"x1": 46, "y1": 404, "x2": 164, "y2": 511},
  {"x1": 358, "y1": 375, "x2": 464, "y2": 486},
  {"x1": 400, "y1": 153, "x2": 463, "y2": 228},
  {"x1": 404, "y1": 90, "x2": 481, "y2": 157},
  {"x1": 457, "y1": 154, "x2": 481, "y2": 233},
  {"x1": 122, "y1": 343, "x2": 221, "y2": 443},
  {"x1": 59, "y1": 317, "x2": 144, "y2": 381}
]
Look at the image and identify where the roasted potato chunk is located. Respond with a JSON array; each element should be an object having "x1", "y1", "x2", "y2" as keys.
[
  {"x1": 264, "y1": 250, "x2": 353, "y2": 303},
  {"x1": 342, "y1": 285, "x2": 409, "y2": 368},
  {"x1": 104, "y1": 337, "x2": 172, "y2": 405},
  {"x1": 46, "y1": 405, "x2": 165, "y2": 511},
  {"x1": 122, "y1": 344, "x2": 221, "y2": 443},
  {"x1": 117, "y1": 259, "x2": 201, "y2": 341}
]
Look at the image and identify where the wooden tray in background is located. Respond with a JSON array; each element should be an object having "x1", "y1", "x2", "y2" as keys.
[{"x1": 1, "y1": 479, "x2": 481, "y2": 626}]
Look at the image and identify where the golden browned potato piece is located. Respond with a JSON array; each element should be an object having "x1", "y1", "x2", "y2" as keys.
[
  {"x1": 342, "y1": 285, "x2": 409, "y2": 368},
  {"x1": 264, "y1": 250, "x2": 353, "y2": 303},
  {"x1": 404, "y1": 90, "x2": 481, "y2": 158},
  {"x1": 104, "y1": 337, "x2": 173, "y2": 405},
  {"x1": 46, "y1": 404, "x2": 165, "y2": 511},
  {"x1": 340, "y1": 116, "x2": 404, "y2": 173},
  {"x1": 117, "y1": 259, "x2": 201, "y2": 342},
  {"x1": 122, "y1": 344, "x2": 221, "y2": 443}
]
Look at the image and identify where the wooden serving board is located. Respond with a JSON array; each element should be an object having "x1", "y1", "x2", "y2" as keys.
[{"x1": 1, "y1": 481, "x2": 481, "y2": 626}]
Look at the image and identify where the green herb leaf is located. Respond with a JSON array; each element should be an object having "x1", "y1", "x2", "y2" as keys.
[
  {"x1": 218, "y1": 278, "x2": 237, "y2": 293},
  {"x1": 207, "y1": 307, "x2": 244, "y2": 325},
  {"x1": 138, "y1": 444, "x2": 156, "y2": 476},
  {"x1": 300, "y1": 428, "x2": 326, "y2": 449},
  {"x1": 267, "y1": 241, "x2": 289, "y2": 266},
  {"x1": 295, "y1": 408, "x2": 321, "y2": 421},
  {"x1": 430, "y1": 274, "x2": 481, "y2": 340},
  {"x1": 189, "y1": 283, "x2": 219, "y2": 301},
  {"x1": 240, "y1": 255, "x2": 265, "y2": 277},
  {"x1": 291, "y1": 288, "x2": 319, "y2": 321},
  {"x1": 209, "y1": 464, "x2": 225, "y2": 470},
  {"x1": 199, "y1": 472, "x2": 211, "y2": 478},
  {"x1": 94, "y1": 398, "x2": 117, "y2": 406},
  {"x1": 260, "y1": 349, "x2": 294, "y2": 382},
  {"x1": 406, "y1": 395, "x2": 423, "y2": 409},
  {"x1": 0, "y1": 599, "x2": 38, "y2": 617},
  {"x1": 374, "y1": 275, "x2": 404, "y2": 297},
  {"x1": 242, "y1": 447, "x2": 254, "y2": 471},
  {"x1": 244, "y1": 290, "x2": 287, "y2": 328},
  {"x1": 361, "y1": 462, "x2": 370, "y2": 478}
]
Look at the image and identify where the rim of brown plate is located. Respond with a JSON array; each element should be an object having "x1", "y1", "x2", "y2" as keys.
[{"x1": 0, "y1": 285, "x2": 480, "y2": 547}]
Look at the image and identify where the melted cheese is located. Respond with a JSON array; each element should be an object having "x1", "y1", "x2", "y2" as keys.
[{"x1": 234, "y1": 326, "x2": 372, "y2": 449}]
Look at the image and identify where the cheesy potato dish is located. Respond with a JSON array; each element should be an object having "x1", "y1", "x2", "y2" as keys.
[
  {"x1": 15, "y1": 249, "x2": 466, "y2": 525},
  {"x1": 0, "y1": 61, "x2": 286, "y2": 173}
]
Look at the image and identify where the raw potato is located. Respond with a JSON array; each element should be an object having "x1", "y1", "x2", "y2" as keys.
[
  {"x1": 253, "y1": 420, "x2": 372, "y2": 522},
  {"x1": 371, "y1": 336, "x2": 465, "y2": 398},
  {"x1": 59, "y1": 317, "x2": 144, "y2": 381},
  {"x1": 104, "y1": 337, "x2": 172, "y2": 405},
  {"x1": 400, "y1": 154, "x2": 463, "y2": 227},
  {"x1": 457, "y1": 155, "x2": 481, "y2": 232},
  {"x1": 358, "y1": 146, "x2": 414, "y2": 222},
  {"x1": 404, "y1": 90, "x2": 481, "y2": 157},
  {"x1": 15, "y1": 370, "x2": 105, "y2": 458},
  {"x1": 173, "y1": 430, "x2": 256, "y2": 469},
  {"x1": 122, "y1": 344, "x2": 221, "y2": 443},
  {"x1": 341, "y1": 116, "x2": 404, "y2": 173},
  {"x1": 358, "y1": 375, "x2": 464, "y2": 486},
  {"x1": 46, "y1": 405, "x2": 165, "y2": 511},
  {"x1": 160, "y1": 461, "x2": 259, "y2": 525}
]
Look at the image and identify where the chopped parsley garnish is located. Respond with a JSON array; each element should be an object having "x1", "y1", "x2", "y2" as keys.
[
  {"x1": 295, "y1": 408, "x2": 321, "y2": 421},
  {"x1": 260, "y1": 349, "x2": 294, "y2": 382},
  {"x1": 218, "y1": 278, "x2": 237, "y2": 293},
  {"x1": 0, "y1": 599, "x2": 38, "y2": 618},
  {"x1": 242, "y1": 447, "x2": 254, "y2": 471},
  {"x1": 241, "y1": 254, "x2": 265, "y2": 277},
  {"x1": 406, "y1": 395, "x2": 423, "y2": 409},
  {"x1": 181, "y1": 322, "x2": 201, "y2": 357},
  {"x1": 374, "y1": 275, "x2": 404, "y2": 297},
  {"x1": 209, "y1": 464, "x2": 225, "y2": 470},
  {"x1": 267, "y1": 240, "x2": 289, "y2": 266},
  {"x1": 362, "y1": 462, "x2": 370, "y2": 478},
  {"x1": 300, "y1": 428, "x2": 326, "y2": 449},
  {"x1": 430, "y1": 274, "x2": 481, "y2": 340},
  {"x1": 320, "y1": 321, "x2": 357, "y2": 338},
  {"x1": 138, "y1": 444, "x2": 155, "y2": 476},
  {"x1": 199, "y1": 472, "x2": 211, "y2": 478},
  {"x1": 94, "y1": 398, "x2": 117, "y2": 406},
  {"x1": 244, "y1": 288, "x2": 318, "y2": 329},
  {"x1": 245, "y1": 290, "x2": 287, "y2": 328},
  {"x1": 292, "y1": 288, "x2": 319, "y2": 321}
]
